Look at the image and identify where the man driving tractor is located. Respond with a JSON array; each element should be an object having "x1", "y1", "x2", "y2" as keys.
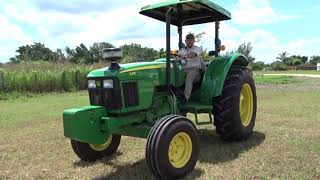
[{"x1": 178, "y1": 33, "x2": 202, "y2": 102}]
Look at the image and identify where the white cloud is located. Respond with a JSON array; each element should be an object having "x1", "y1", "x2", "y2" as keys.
[
  {"x1": 59, "y1": 7, "x2": 138, "y2": 45},
  {"x1": 236, "y1": 29, "x2": 320, "y2": 63},
  {"x1": 0, "y1": 15, "x2": 32, "y2": 44},
  {"x1": 232, "y1": 0, "x2": 294, "y2": 25},
  {"x1": 239, "y1": 29, "x2": 278, "y2": 62},
  {"x1": 278, "y1": 38, "x2": 320, "y2": 59},
  {"x1": 2, "y1": 0, "x2": 166, "y2": 47},
  {"x1": 0, "y1": 0, "x2": 317, "y2": 64},
  {"x1": 4, "y1": 4, "x2": 41, "y2": 25},
  {"x1": 0, "y1": 15, "x2": 33, "y2": 61},
  {"x1": 113, "y1": 36, "x2": 179, "y2": 51},
  {"x1": 0, "y1": 0, "x2": 171, "y2": 62},
  {"x1": 200, "y1": 22, "x2": 241, "y2": 51}
]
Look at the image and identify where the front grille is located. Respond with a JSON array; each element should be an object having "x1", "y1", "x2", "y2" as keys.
[
  {"x1": 89, "y1": 89, "x2": 103, "y2": 105},
  {"x1": 122, "y1": 82, "x2": 139, "y2": 107},
  {"x1": 88, "y1": 78, "x2": 122, "y2": 109}
]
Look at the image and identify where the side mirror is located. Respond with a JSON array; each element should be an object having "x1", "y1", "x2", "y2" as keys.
[{"x1": 208, "y1": 51, "x2": 216, "y2": 57}]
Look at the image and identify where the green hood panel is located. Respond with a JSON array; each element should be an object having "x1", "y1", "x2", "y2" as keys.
[
  {"x1": 87, "y1": 60, "x2": 166, "y2": 78},
  {"x1": 87, "y1": 67, "x2": 118, "y2": 77},
  {"x1": 87, "y1": 59, "x2": 184, "y2": 87},
  {"x1": 119, "y1": 61, "x2": 166, "y2": 73}
]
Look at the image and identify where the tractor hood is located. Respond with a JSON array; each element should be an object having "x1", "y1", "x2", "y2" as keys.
[
  {"x1": 87, "y1": 58, "x2": 184, "y2": 87},
  {"x1": 87, "y1": 59, "x2": 166, "y2": 78}
]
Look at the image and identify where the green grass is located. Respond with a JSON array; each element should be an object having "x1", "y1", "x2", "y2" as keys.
[
  {"x1": 254, "y1": 70, "x2": 320, "y2": 75},
  {"x1": 1, "y1": 78, "x2": 320, "y2": 179},
  {"x1": 254, "y1": 75, "x2": 302, "y2": 84}
]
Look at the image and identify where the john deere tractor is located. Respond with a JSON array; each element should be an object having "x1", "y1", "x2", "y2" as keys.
[{"x1": 63, "y1": 0, "x2": 257, "y2": 179}]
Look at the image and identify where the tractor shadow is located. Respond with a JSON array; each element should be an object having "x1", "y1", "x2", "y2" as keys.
[
  {"x1": 79, "y1": 130, "x2": 264, "y2": 180},
  {"x1": 92, "y1": 159, "x2": 203, "y2": 180},
  {"x1": 73, "y1": 152, "x2": 123, "y2": 168},
  {"x1": 197, "y1": 129, "x2": 266, "y2": 163}
]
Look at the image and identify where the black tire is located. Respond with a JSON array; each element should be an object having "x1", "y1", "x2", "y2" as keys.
[
  {"x1": 213, "y1": 68, "x2": 257, "y2": 141},
  {"x1": 146, "y1": 115, "x2": 199, "y2": 179},
  {"x1": 71, "y1": 134, "x2": 121, "y2": 162}
]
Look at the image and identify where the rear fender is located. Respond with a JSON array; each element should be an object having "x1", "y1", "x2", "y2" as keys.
[{"x1": 200, "y1": 53, "x2": 249, "y2": 104}]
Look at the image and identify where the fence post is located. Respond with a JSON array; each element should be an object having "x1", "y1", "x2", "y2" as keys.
[{"x1": 0, "y1": 71, "x2": 3, "y2": 91}]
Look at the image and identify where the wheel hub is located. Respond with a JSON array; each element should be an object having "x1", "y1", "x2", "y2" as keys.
[
  {"x1": 168, "y1": 132, "x2": 192, "y2": 168},
  {"x1": 239, "y1": 83, "x2": 253, "y2": 127},
  {"x1": 89, "y1": 134, "x2": 113, "y2": 151}
]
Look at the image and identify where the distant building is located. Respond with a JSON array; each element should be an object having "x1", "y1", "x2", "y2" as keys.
[
  {"x1": 317, "y1": 63, "x2": 320, "y2": 71},
  {"x1": 288, "y1": 64, "x2": 316, "y2": 71}
]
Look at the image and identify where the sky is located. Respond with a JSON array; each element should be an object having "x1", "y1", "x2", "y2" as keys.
[{"x1": 0, "y1": 0, "x2": 320, "y2": 63}]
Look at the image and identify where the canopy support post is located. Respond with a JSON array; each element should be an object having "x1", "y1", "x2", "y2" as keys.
[
  {"x1": 166, "y1": 7, "x2": 173, "y2": 91},
  {"x1": 177, "y1": 4, "x2": 184, "y2": 49},
  {"x1": 215, "y1": 21, "x2": 221, "y2": 57},
  {"x1": 178, "y1": 26, "x2": 183, "y2": 49}
]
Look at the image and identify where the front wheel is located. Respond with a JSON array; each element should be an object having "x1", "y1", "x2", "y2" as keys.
[
  {"x1": 213, "y1": 68, "x2": 257, "y2": 141},
  {"x1": 146, "y1": 115, "x2": 199, "y2": 179},
  {"x1": 71, "y1": 134, "x2": 121, "y2": 162}
]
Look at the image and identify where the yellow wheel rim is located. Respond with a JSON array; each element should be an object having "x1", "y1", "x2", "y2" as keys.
[
  {"x1": 239, "y1": 83, "x2": 254, "y2": 127},
  {"x1": 168, "y1": 132, "x2": 192, "y2": 168},
  {"x1": 89, "y1": 135, "x2": 112, "y2": 151}
]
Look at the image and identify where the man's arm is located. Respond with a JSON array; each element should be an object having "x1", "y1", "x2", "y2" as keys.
[
  {"x1": 178, "y1": 49, "x2": 200, "y2": 59},
  {"x1": 183, "y1": 52, "x2": 198, "y2": 58},
  {"x1": 180, "y1": 46, "x2": 201, "y2": 59},
  {"x1": 179, "y1": 51, "x2": 198, "y2": 59}
]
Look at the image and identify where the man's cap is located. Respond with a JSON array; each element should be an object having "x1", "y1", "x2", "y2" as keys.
[{"x1": 186, "y1": 33, "x2": 195, "y2": 40}]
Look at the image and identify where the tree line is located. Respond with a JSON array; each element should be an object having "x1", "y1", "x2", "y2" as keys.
[
  {"x1": 7, "y1": 42, "x2": 163, "y2": 64},
  {"x1": 251, "y1": 53, "x2": 320, "y2": 71},
  {"x1": 2, "y1": 41, "x2": 320, "y2": 71},
  {"x1": 3, "y1": 41, "x2": 257, "y2": 65}
]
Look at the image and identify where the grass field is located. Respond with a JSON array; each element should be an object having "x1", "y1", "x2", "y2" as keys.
[
  {"x1": 1, "y1": 77, "x2": 320, "y2": 179},
  {"x1": 254, "y1": 70, "x2": 320, "y2": 75},
  {"x1": 253, "y1": 75, "x2": 302, "y2": 84}
]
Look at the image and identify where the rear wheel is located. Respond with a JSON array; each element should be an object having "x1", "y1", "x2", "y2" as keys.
[
  {"x1": 213, "y1": 68, "x2": 257, "y2": 141},
  {"x1": 71, "y1": 134, "x2": 121, "y2": 162},
  {"x1": 146, "y1": 115, "x2": 199, "y2": 179}
]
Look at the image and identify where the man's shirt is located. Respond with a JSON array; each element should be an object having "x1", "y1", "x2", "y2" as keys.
[{"x1": 178, "y1": 45, "x2": 202, "y2": 69}]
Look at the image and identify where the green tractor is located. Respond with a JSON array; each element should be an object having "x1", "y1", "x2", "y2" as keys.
[{"x1": 63, "y1": 0, "x2": 257, "y2": 179}]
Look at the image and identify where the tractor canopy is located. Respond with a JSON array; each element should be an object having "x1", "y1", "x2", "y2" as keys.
[{"x1": 140, "y1": 0, "x2": 231, "y2": 26}]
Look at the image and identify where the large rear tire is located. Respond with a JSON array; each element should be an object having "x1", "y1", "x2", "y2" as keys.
[
  {"x1": 71, "y1": 134, "x2": 121, "y2": 162},
  {"x1": 146, "y1": 115, "x2": 199, "y2": 179},
  {"x1": 213, "y1": 68, "x2": 257, "y2": 141}
]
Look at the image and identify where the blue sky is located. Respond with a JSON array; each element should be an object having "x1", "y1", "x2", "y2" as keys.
[{"x1": 0, "y1": 0, "x2": 320, "y2": 63}]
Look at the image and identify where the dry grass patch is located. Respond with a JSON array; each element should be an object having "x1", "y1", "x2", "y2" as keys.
[{"x1": 1, "y1": 77, "x2": 320, "y2": 179}]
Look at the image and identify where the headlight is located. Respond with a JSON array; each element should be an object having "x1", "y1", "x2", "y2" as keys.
[
  {"x1": 103, "y1": 80, "x2": 113, "y2": 88},
  {"x1": 88, "y1": 80, "x2": 96, "y2": 88}
]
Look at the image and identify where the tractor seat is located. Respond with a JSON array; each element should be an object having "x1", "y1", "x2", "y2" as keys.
[
  {"x1": 173, "y1": 67, "x2": 204, "y2": 101},
  {"x1": 192, "y1": 72, "x2": 203, "y2": 93},
  {"x1": 172, "y1": 70, "x2": 203, "y2": 100}
]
